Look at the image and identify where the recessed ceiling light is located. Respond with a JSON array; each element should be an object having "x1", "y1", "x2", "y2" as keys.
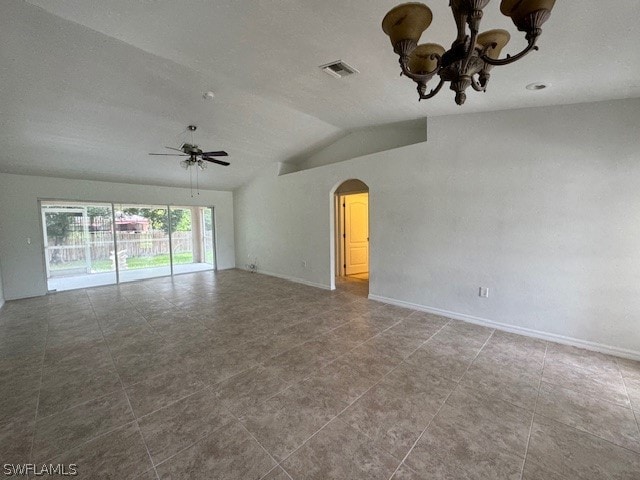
[
  {"x1": 203, "y1": 91, "x2": 215, "y2": 100},
  {"x1": 526, "y1": 82, "x2": 548, "y2": 91}
]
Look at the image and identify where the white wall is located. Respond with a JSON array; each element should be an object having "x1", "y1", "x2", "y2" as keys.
[
  {"x1": 234, "y1": 99, "x2": 640, "y2": 358},
  {"x1": 281, "y1": 119, "x2": 427, "y2": 174},
  {"x1": 0, "y1": 173, "x2": 235, "y2": 300}
]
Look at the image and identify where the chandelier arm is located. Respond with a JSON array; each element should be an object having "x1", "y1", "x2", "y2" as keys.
[
  {"x1": 470, "y1": 75, "x2": 486, "y2": 92},
  {"x1": 399, "y1": 55, "x2": 441, "y2": 84},
  {"x1": 462, "y1": 28, "x2": 479, "y2": 75},
  {"x1": 418, "y1": 78, "x2": 445, "y2": 100},
  {"x1": 481, "y1": 37, "x2": 539, "y2": 66}
]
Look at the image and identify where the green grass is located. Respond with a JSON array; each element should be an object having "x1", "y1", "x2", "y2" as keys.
[{"x1": 51, "y1": 252, "x2": 200, "y2": 272}]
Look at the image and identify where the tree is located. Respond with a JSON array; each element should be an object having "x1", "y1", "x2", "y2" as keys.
[
  {"x1": 87, "y1": 206, "x2": 112, "y2": 232},
  {"x1": 45, "y1": 213, "x2": 73, "y2": 245},
  {"x1": 174, "y1": 210, "x2": 192, "y2": 232},
  {"x1": 122, "y1": 207, "x2": 189, "y2": 233}
]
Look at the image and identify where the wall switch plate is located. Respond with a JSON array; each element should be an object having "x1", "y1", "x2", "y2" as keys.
[{"x1": 479, "y1": 287, "x2": 489, "y2": 298}]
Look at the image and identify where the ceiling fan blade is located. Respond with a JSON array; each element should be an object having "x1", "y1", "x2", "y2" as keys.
[
  {"x1": 202, "y1": 157, "x2": 230, "y2": 166},
  {"x1": 201, "y1": 150, "x2": 228, "y2": 157},
  {"x1": 165, "y1": 146, "x2": 185, "y2": 153},
  {"x1": 149, "y1": 153, "x2": 189, "y2": 156}
]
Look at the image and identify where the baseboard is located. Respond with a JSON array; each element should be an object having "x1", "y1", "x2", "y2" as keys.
[
  {"x1": 368, "y1": 294, "x2": 640, "y2": 362},
  {"x1": 238, "y1": 267, "x2": 333, "y2": 291}
]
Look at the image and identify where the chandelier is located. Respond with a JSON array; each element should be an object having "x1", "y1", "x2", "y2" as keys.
[{"x1": 382, "y1": 0, "x2": 556, "y2": 105}]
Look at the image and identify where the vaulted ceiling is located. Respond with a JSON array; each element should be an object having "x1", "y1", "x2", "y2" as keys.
[{"x1": 1, "y1": 0, "x2": 639, "y2": 190}]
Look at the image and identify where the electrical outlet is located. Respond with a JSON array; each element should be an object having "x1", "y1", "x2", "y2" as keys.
[
  {"x1": 302, "y1": 261, "x2": 307, "y2": 268},
  {"x1": 479, "y1": 287, "x2": 489, "y2": 298}
]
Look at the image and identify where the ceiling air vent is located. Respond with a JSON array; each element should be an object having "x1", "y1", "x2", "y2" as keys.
[{"x1": 320, "y1": 60, "x2": 359, "y2": 79}]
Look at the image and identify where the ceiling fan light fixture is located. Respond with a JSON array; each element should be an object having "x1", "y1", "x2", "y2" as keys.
[{"x1": 179, "y1": 159, "x2": 190, "y2": 169}]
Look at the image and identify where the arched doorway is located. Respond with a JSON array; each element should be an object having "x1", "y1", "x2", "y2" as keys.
[{"x1": 333, "y1": 179, "x2": 369, "y2": 296}]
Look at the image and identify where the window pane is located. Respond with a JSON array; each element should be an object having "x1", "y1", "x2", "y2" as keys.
[
  {"x1": 115, "y1": 204, "x2": 171, "y2": 282},
  {"x1": 171, "y1": 206, "x2": 214, "y2": 275},
  {"x1": 42, "y1": 202, "x2": 116, "y2": 291}
]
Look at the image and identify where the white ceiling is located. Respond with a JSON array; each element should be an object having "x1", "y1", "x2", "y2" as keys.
[{"x1": 1, "y1": 0, "x2": 639, "y2": 190}]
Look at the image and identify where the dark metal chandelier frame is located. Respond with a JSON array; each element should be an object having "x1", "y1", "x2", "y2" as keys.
[{"x1": 382, "y1": 0, "x2": 556, "y2": 105}]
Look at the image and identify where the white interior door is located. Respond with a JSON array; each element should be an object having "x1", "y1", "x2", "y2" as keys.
[{"x1": 344, "y1": 193, "x2": 369, "y2": 275}]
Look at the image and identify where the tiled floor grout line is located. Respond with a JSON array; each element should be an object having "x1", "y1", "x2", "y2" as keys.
[
  {"x1": 128, "y1": 304, "x2": 177, "y2": 345},
  {"x1": 234, "y1": 420, "x2": 289, "y2": 480},
  {"x1": 324, "y1": 325, "x2": 463, "y2": 462},
  {"x1": 268, "y1": 320, "x2": 454, "y2": 474},
  {"x1": 518, "y1": 342, "x2": 548, "y2": 480},
  {"x1": 386, "y1": 389, "x2": 456, "y2": 480},
  {"x1": 616, "y1": 357, "x2": 640, "y2": 435},
  {"x1": 34, "y1": 386, "x2": 125, "y2": 422},
  {"x1": 133, "y1": 384, "x2": 215, "y2": 422},
  {"x1": 256, "y1": 465, "x2": 282, "y2": 480},
  {"x1": 34, "y1": 344, "x2": 227, "y2": 424},
  {"x1": 250, "y1": 317, "x2": 412, "y2": 409},
  {"x1": 633, "y1": 409, "x2": 640, "y2": 443},
  {"x1": 149, "y1": 420, "x2": 232, "y2": 471},
  {"x1": 536, "y1": 378, "x2": 633, "y2": 411},
  {"x1": 531, "y1": 411, "x2": 640, "y2": 456},
  {"x1": 86, "y1": 291, "x2": 161, "y2": 480},
  {"x1": 529, "y1": 353, "x2": 640, "y2": 457},
  {"x1": 279, "y1": 467, "x2": 296, "y2": 480},
  {"x1": 38, "y1": 419, "x2": 139, "y2": 465},
  {"x1": 386, "y1": 327, "x2": 496, "y2": 480},
  {"x1": 26, "y1": 306, "x2": 51, "y2": 463},
  {"x1": 146, "y1": 300, "x2": 360, "y2": 363}
]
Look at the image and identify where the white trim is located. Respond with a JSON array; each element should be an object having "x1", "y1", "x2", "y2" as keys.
[
  {"x1": 368, "y1": 293, "x2": 640, "y2": 362},
  {"x1": 238, "y1": 267, "x2": 334, "y2": 291}
]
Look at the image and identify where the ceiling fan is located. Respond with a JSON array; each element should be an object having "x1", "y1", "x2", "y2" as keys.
[
  {"x1": 149, "y1": 125, "x2": 229, "y2": 196},
  {"x1": 149, "y1": 125, "x2": 230, "y2": 169}
]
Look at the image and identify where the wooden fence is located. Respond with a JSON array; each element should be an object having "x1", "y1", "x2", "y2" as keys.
[{"x1": 47, "y1": 231, "x2": 193, "y2": 263}]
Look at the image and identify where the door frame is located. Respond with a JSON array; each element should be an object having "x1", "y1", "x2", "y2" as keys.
[
  {"x1": 340, "y1": 192, "x2": 369, "y2": 276},
  {"x1": 330, "y1": 180, "x2": 370, "y2": 289}
]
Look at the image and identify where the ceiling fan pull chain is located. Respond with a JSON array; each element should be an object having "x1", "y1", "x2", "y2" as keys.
[{"x1": 190, "y1": 167, "x2": 194, "y2": 198}]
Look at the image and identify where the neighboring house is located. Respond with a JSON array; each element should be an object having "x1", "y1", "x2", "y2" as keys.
[{"x1": 114, "y1": 213, "x2": 150, "y2": 233}]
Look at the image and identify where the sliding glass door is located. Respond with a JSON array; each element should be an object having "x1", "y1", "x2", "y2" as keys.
[
  {"x1": 41, "y1": 201, "x2": 216, "y2": 292},
  {"x1": 114, "y1": 204, "x2": 172, "y2": 283},
  {"x1": 171, "y1": 206, "x2": 216, "y2": 274},
  {"x1": 42, "y1": 202, "x2": 117, "y2": 291},
  {"x1": 203, "y1": 207, "x2": 216, "y2": 268}
]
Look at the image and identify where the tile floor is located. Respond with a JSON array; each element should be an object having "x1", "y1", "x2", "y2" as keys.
[{"x1": 1, "y1": 269, "x2": 639, "y2": 479}]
